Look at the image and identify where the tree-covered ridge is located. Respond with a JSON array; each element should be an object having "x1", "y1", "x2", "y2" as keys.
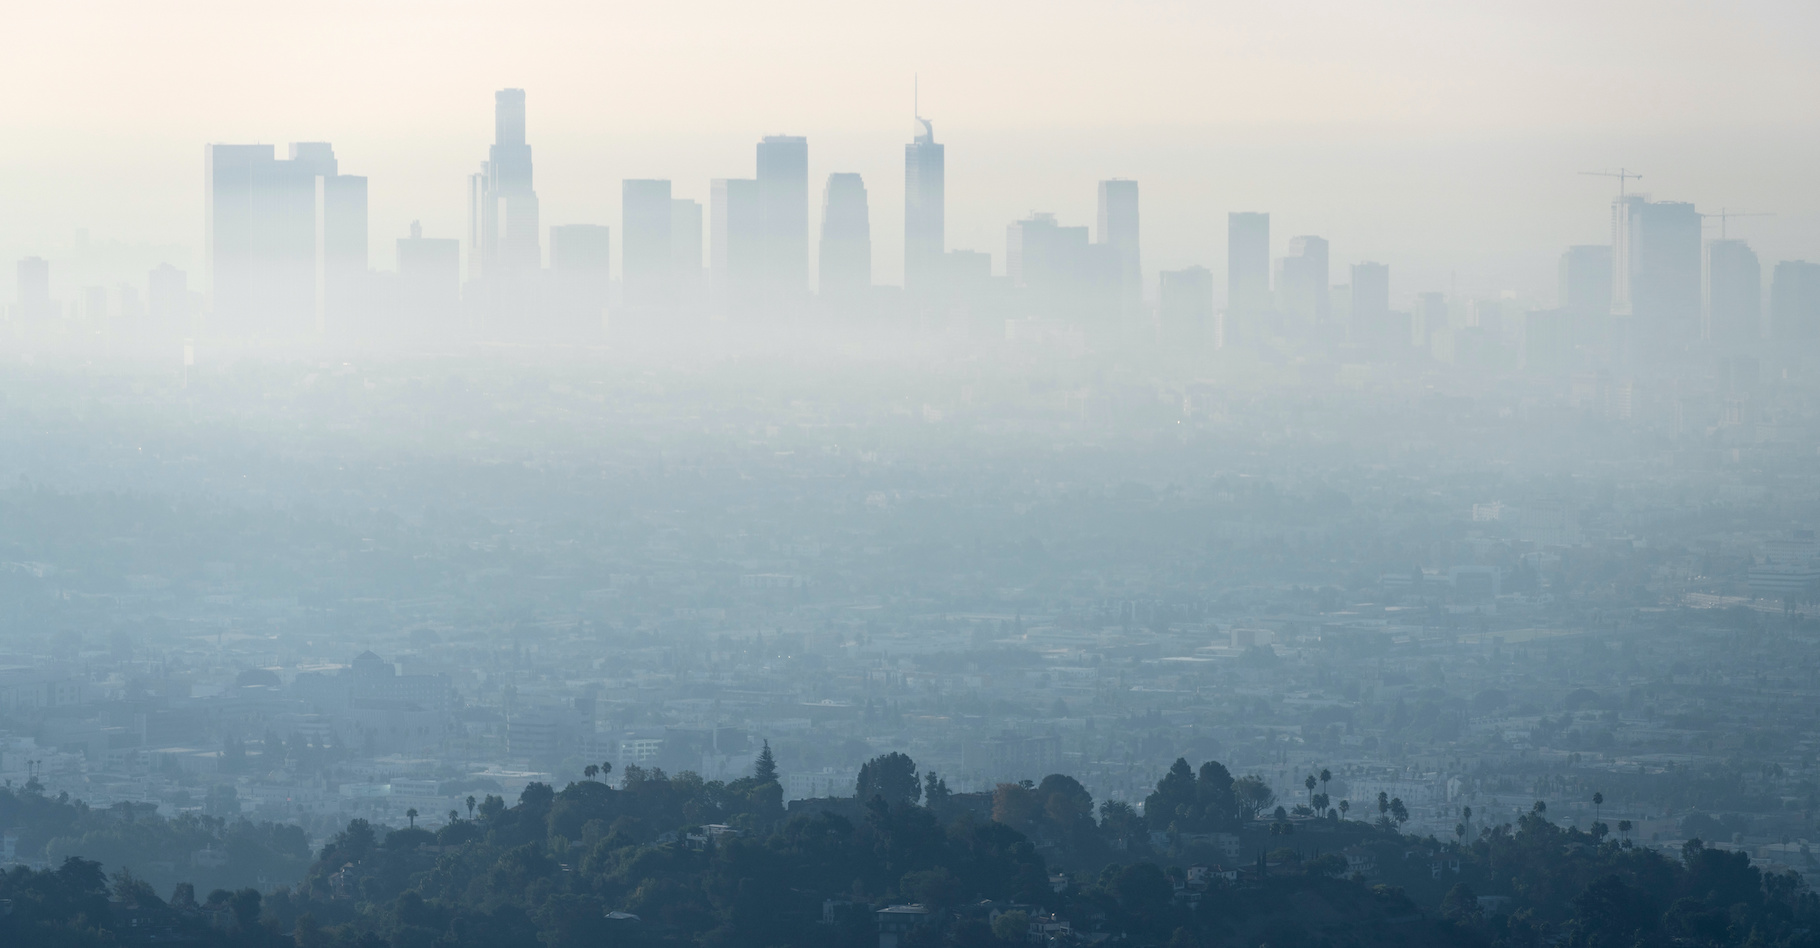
[{"x1": 4, "y1": 755, "x2": 1820, "y2": 948}]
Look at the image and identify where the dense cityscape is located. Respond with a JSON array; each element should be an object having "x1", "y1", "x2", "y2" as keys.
[{"x1": 3, "y1": 19, "x2": 1820, "y2": 947}]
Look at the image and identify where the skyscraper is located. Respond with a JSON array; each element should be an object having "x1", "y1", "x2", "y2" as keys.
[
  {"x1": 904, "y1": 114, "x2": 945, "y2": 296},
  {"x1": 205, "y1": 141, "x2": 365, "y2": 337},
  {"x1": 469, "y1": 89, "x2": 541, "y2": 279},
  {"x1": 756, "y1": 135, "x2": 808, "y2": 304},
  {"x1": 395, "y1": 221, "x2": 460, "y2": 334},
  {"x1": 1275, "y1": 236, "x2": 1329, "y2": 329},
  {"x1": 818, "y1": 173, "x2": 871, "y2": 301},
  {"x1": 1706, "y1": 239, "x2": 1761, "y2": 349},
  {"x1": 1227, "y1": 213, "x2": 1270, "y2": 337},
  {"x1": 1097, "y1": 180, "x2": 1140, "y2": 315},
  {"x1": 1351, "y1": 262, "x2": 1390, "y2": 344},
  {"x1": 1618, "y1": 197, "x2": 1701, "y2": 342},
  {"x1": 1559, "y1": 245, "x2": 1613, "y2": 317},
  {"x1": 1771, "y1": 260, "x2": 1820, "y2": 342},
  {"x1": 711, "y1": 178, "x2": 761, "y2": 316},
  {"x1": 1008, "y1": 212, "x2": 1116, "y2": 324},
  {"x1": 622, "y1": 179, "x2": 674, "y2": 310}
]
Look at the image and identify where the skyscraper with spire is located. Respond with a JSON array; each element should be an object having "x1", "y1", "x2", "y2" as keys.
[
  {"x1": 469, "y1": 89, "x2": 541, "y2": 279},
  {"x1": 904, "y1": 99, "x2": 945, "y2": 295}
]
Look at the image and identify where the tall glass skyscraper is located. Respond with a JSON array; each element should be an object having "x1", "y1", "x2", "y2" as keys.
[
  {"x1": 468, "y1": 89, "x2": 541, "y2": 279},
  {"x1": 905, "y1": 115, "x2": 945, "y2": 295}
]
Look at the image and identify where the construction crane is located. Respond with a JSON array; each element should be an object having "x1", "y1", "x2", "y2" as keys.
[
  {"x1": 1579, "y1": 167, "x2": 1643, "y2": 197},
  {"x1": 1698, "y1": 208, "x2": 1774, "y2": 240}
]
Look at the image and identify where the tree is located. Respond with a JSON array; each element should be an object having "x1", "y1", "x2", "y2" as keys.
[
  {"x1": 406, "y1": 807, "x2": 418, "y2": 828},
  {"x1": 230, "y1": 887, "x2": 262, "y2": 931},
  {"x1": 584, "y1": 765, "x2": 599, "y2": 781},
  {"x1": 755, "y1": 740, "x2": 778, "y2": 783},
  {"x1": 466, "y1": 795, "x2": 477, "y2": 819},
  {"x1": 1232, "y1": 775, "x2": 1275, "y2": 821},
  {"x1": 1339, "y1": 799, "x2": 1350, "y2": 819},
  {"x1": 992, "y1": 909, "x2": 1030, "y2": 943},
  {"x1": 856, "y1": 751, "x2": 920, "y2": 805},
  {"x1": 1304, "y1": 774, "x2": 1317, "y2": 803},
  {"x1": 1389, "y1": 797, "x2": 1409, "y2": 827},
  {"x1": 1319, "y1": 768, "x2": 1332, "y2": 796},
  {"x1": 1592, "y1": 790, "x2": 1603, "y2": 826}
]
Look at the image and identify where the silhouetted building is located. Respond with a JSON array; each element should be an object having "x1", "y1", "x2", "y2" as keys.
[
  {"x1": 1351, "y1": 262, "x2": 1390, "y2": 344},
  {"x1": 1275, "y1": 235, "x2": 1329, "y2": 329},
  {"x1": 395, "y1": 221, "x2": 461, "y2": 335},
  {"x1": 1616, "y1": 196, "x2": 1700, "y2": 344},
  {"x1": 1097, "y1": 180, "x2": 1141, "y2": 315},
  {"x1": 1707, "y1": 239, "x2": 1761, "y2": 349},
  {"x1": 1008, "y1": 212, "x2": 1116, "y2": 324},
  {"x1": 1158, "y1": 266, "x2": 1215, "y2": 347},
  {"x1": 818, "y1": 173, "x2": 871, "y2": 301},
  {"x1": 1227, "y1": 212, "x2": 1270, "y2": 321},
  {"x1": 469, "y1": 89, "x2": 540, "y2": 279},
  {"x1": 1771, "y1": 260, "x2": 1820, "y2": 342},
  {"x1": 1414, "y1": 291, "x2": 1446, "y2": 352},
  {"x1": 623, "y1": 179, "x2": 674, "y2": 311},
  {"x1": 756, "y1": 135, "x2": 809, "y2": 306},
  {"x1": 15, "y1": 257, "x2": 52, "y2": 321},
  {"x1": 206, "y1": 142, "x2": 365, "y2": 337},
  {"x1": 904, "y1": 115, "x2": 945, "y2": 296},
  {"x1": 1559, "y1": 245, "x2": 1612, "y2": 320},
  {"x1": 711, "y1": 178, "x2": 761, "y2": 316}
]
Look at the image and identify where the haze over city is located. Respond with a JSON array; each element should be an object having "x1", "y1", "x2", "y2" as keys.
[{"x1": 3, "y1": 4, "x2": 1820, "y2": 948}]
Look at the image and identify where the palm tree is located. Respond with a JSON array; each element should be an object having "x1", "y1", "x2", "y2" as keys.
[
  {"x1": 1305, "y1": 774, "x2": 1317, "y2": 804},
  {"x1": 448, "y1": 809, "x2": 459, "y2": 825},
  {"x1": 1320, "y1": 768, "x2": 1331, "y2": 799},
  {"x1": 584, "y1": 764, "x2": 600, "y2": 781},
  {"x1": 406, "y1": 808, "x2": 418, "y2": 828},
  {"x1": 1339, "y1": 799, "x2": 1350, "y2": 819},
  {"x1": 1618, "y1": 819, "x2": 1632, "y2": 845},
  {"x1": 465, "y1": 795, "x2": 476, "y2": 819},
  {"x1": 1592, "y1": 791, "x2": 1603, "y2": 825}
]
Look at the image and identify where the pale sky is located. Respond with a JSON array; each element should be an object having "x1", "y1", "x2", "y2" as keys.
[{"x1": 4, "y1": 0, "x2": 1819, "y2": 302}]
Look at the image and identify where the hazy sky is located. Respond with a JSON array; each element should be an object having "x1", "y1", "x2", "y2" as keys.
[{"x1": 5, "y1": 0, "x2": 1819, "y2": 302}]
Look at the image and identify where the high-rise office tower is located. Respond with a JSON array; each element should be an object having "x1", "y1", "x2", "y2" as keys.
[
  {"x1": 206, "y1": 141, "x2": 365, "y2": 337},
  {"x1": 1351, "y1": 262, "x2": 1390, "y2": 343},
  {"x1": 469, "y1": 89, "x2": 541, "y2": 279},
  {"x1": 902, "y1": 113, "x2": 946, "y2": 294},
  {"x1": 1707, "y1": 239, "x2": 1761, "y2": 349},
  {"x1": 15, "y1": 257, "x2": 51, "y2": 321},
  {"x1": 818, "y1": 173, "x2": 871, "y2": 301},
  {"x1": 1008, "y1": 212, "x2": 1117, "y2": 324},
  {"x1": 1097, "y1": 180, "x2": 1141, "y2": 315},
  {"x1": 1771, "y1": 260, "x2": 1820, "y2": 342},
  {"x1": 1616, "y1": 196, "x2": 1701, "y2": 342},
  {"x1": 1158, "y1": 266, "x2": 1214, "y2": 347},
  {"x1": 711, "y1": 178, "x2": 761, "y2": 315},
  {"x1": 756, "y1": 135, "x2": 808, "y2": 304},
  {"x1": 671, "y1": 198, "x2": 704, "y2": 299},
  {"x1": 1227, "y1": 213, "x2": 1271, "y2": 318},
  {"x1": 1413, "y1": 291, "x2": 1447, "y2": 351},
  {"x1": 396, "y1": 221, "x2": 461, "y2": 333},
  {"x1": 1559, "y1": 245, "x2": 1613, "y2": 317},
  {"x1": 905, "y1": 115, "x2": 945, "y2": 295},
  {"x1": 622, "y1": 179, "x2": 674, "y2": 310},
  {"x1": 1274, "y1": 235, "x2": 1329, "y2": 328}
]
